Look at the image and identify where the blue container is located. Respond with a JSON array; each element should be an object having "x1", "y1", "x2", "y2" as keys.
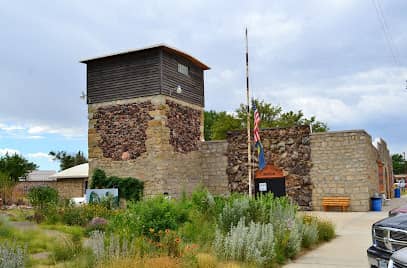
[
  {"x1": 395, "y1": 188, "x2": 401, "y2": 198},
  {"x1": 371, "y1": 197, "x2": 382, "y2": 211}
]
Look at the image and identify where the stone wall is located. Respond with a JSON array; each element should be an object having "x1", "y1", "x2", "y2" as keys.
[
  {"x1": 376, "y1": 139, "x2": 394, "y2": 198},
  {"x1": 226, "y1": 126, "x2": 312, "y2": 210},
  {"x1": 89, "y1": 95, "x2": 225, "y2": 197},
  {"x1": 310, "y1": 130, "x2": 379, "y2": 211},
  {"x1": 166, "y1": 100, "x2": 202, "y2": 153},
  {"x1": 201, "y1": 141, "x2": 229, "y2": 195},
  {"x1": 13, "y1": 179, "x2": 86, "y2": 203},
  {"x1": 55, "y1": 178, "x2": 87, "y2": 199},
  {"x1": 93, "y1": 101, "x2": 154, "y2": 160}
]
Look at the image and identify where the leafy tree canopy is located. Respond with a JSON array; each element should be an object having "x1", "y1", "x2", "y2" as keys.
[
  {"x1": 49, "y1": 150, "x2": 88, "y2": 171},
  {"x1": 0, "y1": 153, "x2": 38, "y2": 181},
  {"x1": 392, "y1": 153, "x2": 407, "y2": 175},
  {"x1": 205, "y1": 99, "x2": 329, "y2": 140}
]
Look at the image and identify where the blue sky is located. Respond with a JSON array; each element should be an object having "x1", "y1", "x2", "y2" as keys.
[{"x1": 0, "y1": 0, "x2": 406, "y2": 170}]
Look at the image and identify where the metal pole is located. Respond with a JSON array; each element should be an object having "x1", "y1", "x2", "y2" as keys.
[{"x1": 245, "y1": 28, "x2": 252, "y2": 197}]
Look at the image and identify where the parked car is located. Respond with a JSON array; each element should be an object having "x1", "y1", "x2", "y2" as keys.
[
  {"x1": 388, "y1": 247, "x2": 407, "y2": 268},
  {"x1": 367, "y1": 213, "x2": 407, "y2": 267},
  {"x1": 389, "y1": 204, "x2": 407, "y2": 217}
]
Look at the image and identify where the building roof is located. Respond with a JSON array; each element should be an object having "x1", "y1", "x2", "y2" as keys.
[
  {"x1": 49, "y1": 163, "x2": 89, "y2": 180},
  {"x1": 80, "y1": 44, "x2": 210, "y2": 70},
  {"x1": 24, "y1": 170, "x2": 57, "y2": 182}
]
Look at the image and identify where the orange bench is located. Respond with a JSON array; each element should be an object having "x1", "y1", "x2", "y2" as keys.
[{"x1": 322, "y1": 197, "x2": 350, "y2": 212}]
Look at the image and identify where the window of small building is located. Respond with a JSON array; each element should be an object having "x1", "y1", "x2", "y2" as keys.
[{"x1": 177, "y1": 63, "x2": 189, "y2": 76}]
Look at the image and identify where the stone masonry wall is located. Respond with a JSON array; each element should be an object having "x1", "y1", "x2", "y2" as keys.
[
  {"x1": 89, "y1": 95, "x2": 228, "y2": 198},
  {"x1": 310, "y1": 130, "x2": 379, "y2": 212},
  {"x1": 201, "y1": 141, "x2": 229, "y2": 195},
  {"x1": 376, "y1": 139, "x2": 394, "y2": 198},
  {"x1": 13, "y1": 179, "x2": 86, "y2": 203},
  {"x1": 226, "y1": 126, "x2": 312, "y2": 210},
  {"x1": 166, "y1": 100, "x2": 202, "y2": 153},
  {"x1": 94, "y1": 102, "x2": 154, "y2": 160},
  {"x1": 55, "y1": 178, "x2": 86, "y2": 199}
]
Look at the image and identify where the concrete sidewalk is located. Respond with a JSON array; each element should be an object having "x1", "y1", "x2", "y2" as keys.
[{"x1": 285, "y1": 196, "x2": 407, "y2": 268}]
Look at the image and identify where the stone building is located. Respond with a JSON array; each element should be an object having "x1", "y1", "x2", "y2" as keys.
[
  {"x1": 310, "y1": 130, "x2": 393, "y2": 211},
  {"x1": 83, "y1": 45, "x2": 393, "y2": 211},
  {"x1": 13, "y1": 164, "x2": 89, "y2": 203},
  {"x1": 83, "y1": 45, "x2": 228, "y2": 197}
]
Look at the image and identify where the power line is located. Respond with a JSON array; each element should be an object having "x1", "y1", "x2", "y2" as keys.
[{"x1": 371, "y1": 0, "x2": 402, "y2": 67}]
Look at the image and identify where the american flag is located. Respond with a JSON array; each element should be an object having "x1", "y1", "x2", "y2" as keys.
[
  {"x1": 253, "y1": 102, "x2": 261, "y2": 143},
  {"x1": 253, "y1": 101, "x2": 266, "y2": 170}
]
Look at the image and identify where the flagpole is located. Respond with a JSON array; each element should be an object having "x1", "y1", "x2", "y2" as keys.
[{"x1": 245, "y1": 28, "x2": 252, "y2": 198}]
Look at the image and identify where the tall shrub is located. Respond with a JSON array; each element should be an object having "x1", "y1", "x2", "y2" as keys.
[
  {"x1": 108, "y1": 196, "x2": 188, "y2": 240},
  {"x1": 214, "y1": 218, "x2": 275, "y2": 266},
  {"x1": 27, "y1": 186, "x2": 58, "y2": 209}
]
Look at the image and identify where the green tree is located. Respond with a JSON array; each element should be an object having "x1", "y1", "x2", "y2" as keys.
[
  {"x1": 235, "y1": 99, "x2": 282, "y2": 129},
  {"x1": 204, "y1": 99, "x2": 329, "y2": 140},
  {"x1": 204, "y1": 110, "x2": 221, "y2": 141},
  {"x1": 49, "y1": 150, "x2": 88, "y2": 171},
  {"x1": 210, "y1": 112, "x2": 242, "y2": 140},
  {"x1": 0, "y1": 153, "x2": 38, "y2": 181},
  {"x1": 392, "y1": 154, "x2": 407, "y2": 175},
  {"x1": 0, "y1": 154, "x2": 38, "y2": 205}
]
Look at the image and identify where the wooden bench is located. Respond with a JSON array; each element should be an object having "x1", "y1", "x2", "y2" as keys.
[{"x1": 322, "y1": 197, "x2": 350, "y2": 212}]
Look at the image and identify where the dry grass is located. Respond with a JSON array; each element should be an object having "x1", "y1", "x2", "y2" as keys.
[
  {"x1": 99, "y1": 256, "x2": 181, "y2": 268},
  {"x1": 196, "y1": 253, "x2": 217, "y2": 268}
]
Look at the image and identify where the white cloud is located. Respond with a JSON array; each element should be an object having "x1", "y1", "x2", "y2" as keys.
[
  {"x1": 0, "y1": 121, "x2": 84, "y2": 139},
  {"x1": 0, "y1": 148, "x2": 20, "y2": 156},
  {"x1": 257, "y1": 66, "x2": 407, "y2": 128},
  {"x1": 27, "y1": 125, "x2": 85, "y2": 138},
  {"x1": 27, "y1": 152, "x2": 54, "y2": 162},
  {"x1": 0, "y1": 123, "x2": 24, "y2": 132}
]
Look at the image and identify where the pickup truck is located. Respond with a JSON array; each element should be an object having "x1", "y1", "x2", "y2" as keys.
[{"x1": 367, "y1": 213, "x2": 407, "y2": 267}]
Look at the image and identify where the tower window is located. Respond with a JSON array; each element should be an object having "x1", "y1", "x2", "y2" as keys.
[{"x1": 177, "y1": 63, "x2": 189, "y2": 76}]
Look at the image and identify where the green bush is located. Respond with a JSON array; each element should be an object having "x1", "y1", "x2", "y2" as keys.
[
  {"x1": 317, "y1": 220, "x2": 335, "y2": 242},
  {"x1": 191, "y1": 186, "x2": 216, "y2": 216},
  {"x1": 59, "y1": 204, "x2": 112, "y2": 226},
  {"x1": 301, "y1": 216, "x2": 319, "y2": 248},
  {"x1": 217, "y1": 197, "x2": 250, "y2": 233},
  {"x1": 27, "y1": 186, "x2": 58, "y2": 209},
  {"x1": 90, "y1": 169, "x2": 143, "y2": 201},
  {"x1": 51, "y1": 234, "x2": 82, "y2": 262},
  {"x1": 108, "y1": 196, "x2": 188, "y2": 240},
  {"x1": 214, "y1": 218, "x2": 275, "y2": 266},
  {"x1": 179, "y1": 210, "x2": 216, "y2": 246}
]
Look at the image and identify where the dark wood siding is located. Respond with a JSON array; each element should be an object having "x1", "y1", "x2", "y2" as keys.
[
  {"x1": 161, "y1": 50, "x2": 204, "y2": 107},
  {"x1": 86, "y1": 49, "x2": 161, "y2": 104}
]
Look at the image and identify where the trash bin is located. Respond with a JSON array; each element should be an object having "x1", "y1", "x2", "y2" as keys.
[
  {"x1": 395, "y1": 188, "x2": 401, "y2": 198},
  {"x1": 371, "y1": 197, "x2": 382, "y2": 211}
]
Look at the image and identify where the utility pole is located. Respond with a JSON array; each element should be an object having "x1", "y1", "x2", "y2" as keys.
[{"x1": 245, "y1": 28, "x2": 252, "y2": 197}]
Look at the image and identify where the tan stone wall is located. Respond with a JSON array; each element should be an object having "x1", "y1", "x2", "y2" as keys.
[
  {"x1": 376, "y1": 139, "x2": 394, "y2": 198},
  {"x1": 13, "y1": 179, "x2": 86, "y2": 203},
  {"x1": 88, "y1": 95, "x2": 219, "y2": 198},
  {"x1": 311, "y1": 130, "x2": 379, "y2": 212},
  {"x1": 13, "y1": 181, "x2": 56, "y2": 204},
  {"x1": 201, "y1": 141, "x2": 229, "y2": 195},
  {"x1": 55, "y1": 178, "x2": 86, "y2": 199}
]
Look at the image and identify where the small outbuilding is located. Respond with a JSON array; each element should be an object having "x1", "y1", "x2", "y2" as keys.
[{"x1": 49, "y1": 163, "x2": 89, "y2": 199}]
